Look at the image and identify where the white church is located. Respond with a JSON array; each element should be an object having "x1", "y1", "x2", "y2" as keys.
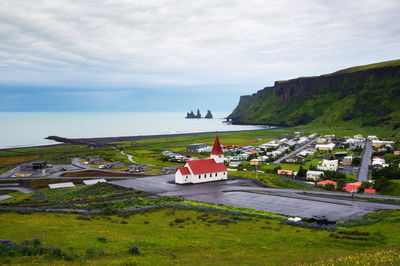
[{"x1": 175, "y1": 136, "x2": 228, "y2": 184}]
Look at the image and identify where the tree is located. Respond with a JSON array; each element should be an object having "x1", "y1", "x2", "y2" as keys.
[
  {"x1": 297, "y1": 166, "x2": 307, "y2": 178},
  {"x1": 359, "y1": 181, "x2": 373, "y2": 193},
  {"x1": 337, "y1": 180, "x2": 345, "y2": 191}
]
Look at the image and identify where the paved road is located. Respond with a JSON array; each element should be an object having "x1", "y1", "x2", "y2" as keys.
[
  {"x1": 0, "y1": 187, "x2": 35, "y2": 194},
  {"x1": 273, "y1": 138, "x2": 318, "y2": 164},
  {"x1": 358, "y1": 142, "x2": 372, "y2": 182},
  {"x1": 110, "y1": 175, "x2": 400, "y2": 222},
  {"x1": 0, "y1": 195, "x2": 12, "y2": 201}
]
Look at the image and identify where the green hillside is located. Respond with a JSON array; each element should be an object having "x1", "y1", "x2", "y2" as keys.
[{"x1": 227, "y1": 59, "x2": 400, "y2": 132}]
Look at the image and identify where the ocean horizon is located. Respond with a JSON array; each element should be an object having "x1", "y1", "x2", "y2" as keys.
[{"x1": 0, "y1": 111, "x2": 270, "y2": 149}]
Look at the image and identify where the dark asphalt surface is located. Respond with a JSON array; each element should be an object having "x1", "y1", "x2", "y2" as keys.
[
  {"x1": 358, "y1": 142, "x2": 372, "y2": 182},
  {"x1": 110, "y1": 175, "x2": 400, "y2": 222}
]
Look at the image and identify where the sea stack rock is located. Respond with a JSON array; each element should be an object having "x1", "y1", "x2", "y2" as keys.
[
  {"x1": 186, "y1": 110, "x2": 196, "y2": 118},
  {"x1": 205, "y1": 110, "x2": 213, "y2": 119},
  {"x1": 196, "y1": 109, "x2": 201, "y2": 118}
]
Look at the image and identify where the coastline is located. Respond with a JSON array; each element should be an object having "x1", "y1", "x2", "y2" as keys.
[{"x1": 0, "y1": 127, "x2": 280, "y2": 151}]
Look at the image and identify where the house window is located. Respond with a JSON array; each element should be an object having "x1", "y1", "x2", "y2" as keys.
[
  {"x1": 223, "y1": 172, "x2": 226, "y2": 175},
  {"x1": 215, "y1": 173, "x2": 217, "y2": 177},
  {"x1": 204, "y1": 174, "x2": 206, "y2": 178},
  {"x1": 199, "y1": 175, "x2": 201, "y2": 179},
  {"x1": 210, "y1": 174, "x2": 212, "y2": 177}
]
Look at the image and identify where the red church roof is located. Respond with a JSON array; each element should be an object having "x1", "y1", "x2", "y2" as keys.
[
  {"x1": 210, "y1": 136, "x2": 224, "y2": 155},
  {"x1": 187, "y1": 158, "x2": 227, "y2": 175},
  {"x1": 178, "y1": 167, "x2": 191, "y2": 175}
]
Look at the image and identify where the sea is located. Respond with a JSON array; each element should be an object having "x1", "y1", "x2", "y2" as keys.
[{"x1": 0, "y1": 112, "x2": 270, "y2": 149}]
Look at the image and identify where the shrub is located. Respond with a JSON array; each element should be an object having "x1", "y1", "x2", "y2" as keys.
[
  {"x1": 86, "y1": 247, "x2": 95, "y2": 258},
  {"x1": 0, "y1": 238, "x2": 72, "y2": 261},
  {"x1": 128, "y1": 245, "x2": 140, "y2": 255},
  {"x1": 96, "y1": 237, "x2": 107, "y2": 243},
  {"x1": 76, "y1": 215, "x2": 91, "y2": 221}
]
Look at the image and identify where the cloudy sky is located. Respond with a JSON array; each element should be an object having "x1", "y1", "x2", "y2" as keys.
[{"x1": 1, "y1": 0, "x2": 399, "y2": 112}]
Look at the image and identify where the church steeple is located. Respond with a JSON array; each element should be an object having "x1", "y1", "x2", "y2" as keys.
[{"x1": 210, "y1": 136, "x2": 224, "y2": 163}]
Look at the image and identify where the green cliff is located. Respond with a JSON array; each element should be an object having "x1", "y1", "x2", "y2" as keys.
[{"x1": 227, "y1": 59, "x2": 400, "y2": 130}]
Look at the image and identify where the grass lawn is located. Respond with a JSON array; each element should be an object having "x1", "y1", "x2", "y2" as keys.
[
  {"x1": 229, "y1": 171, "x2": 312, "y2": 189},
  {"x1": 305, "y1": 158, "x2": 323, "y2": 165},
  {"x1": 381, "y1": 180, "x2": 400, "y2": 196},
  {"x1": 0, "y1": 155, "x2": 40, "y2": 166},
  {"x1": 0, "y1": 183, "x2": 141, "y2": 205},
  {"x1": 260, "y1": 164, "x2": 311, "y2": 171},
  {"x1": 0, "y1": 208, "x2": 399, "y2": 265}
]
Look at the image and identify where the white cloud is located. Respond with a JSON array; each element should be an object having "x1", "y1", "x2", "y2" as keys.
[{"x1": 0, "y1": 0, "x2": 399, "y2": 92}]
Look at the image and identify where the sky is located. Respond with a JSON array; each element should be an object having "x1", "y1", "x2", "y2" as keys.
[{"x1": 1, "y1": 0, "x2": 400, "y2": 112}]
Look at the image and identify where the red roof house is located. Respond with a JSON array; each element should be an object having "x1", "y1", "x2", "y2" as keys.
[
  {"x1": 364, "y1": 188, "x2": 376, "y2": 194},
  {"x1": 277, "y1": 169, "x2": 293, "y2": 176},
  {"x1": 317, "y1": 180, "x2": 338, "y2": 187},
  {"x1": 344, "y1": 184, "x2": 361, "y2": 193}
]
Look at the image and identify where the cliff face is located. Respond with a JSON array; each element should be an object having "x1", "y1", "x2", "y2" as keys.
[{"x1": 227, "y1": 60, "x2": 400, "y2": 129}]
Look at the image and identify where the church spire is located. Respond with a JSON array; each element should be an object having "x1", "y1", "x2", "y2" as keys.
[{"x1": 210, "y1": 136, "x2": 224, "y2": 155}]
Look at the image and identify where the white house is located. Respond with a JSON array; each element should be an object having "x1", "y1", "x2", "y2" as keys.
[
  {"x1": 367, "y1": 136, "x2": 379, "y2": 141},
  {"x1": 306, "y1": 171, "x2": 324, "y2": 181},
  {"x1": 315, "y1": 143, "x2": 335, "y2": 151},
  {"x1": 175, "y1": 136, "x2": 228, "y2": 184},
  {"x1": 317, "y1": 159, "x2": 339, "y2": 171}
]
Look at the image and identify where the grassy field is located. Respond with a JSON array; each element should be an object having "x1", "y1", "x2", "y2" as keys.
[
  {"x1": 229, "y1": 171, "x2": 312, "y2": 189},
  {"x1": 0, "y1": 126, "x2": 397, "y2": 172},
  {"x1": 112, "y1": 132, "x2": 273, "y2": 167},
  {"x1": 0, "y1": 145, "x2": 132, "y2": 174},
  {"x1": 381, "y1": 180, "x2": 400, "y2": 196},
  {"x1": 0, "y1": 208, "x2": 399, "y2": 265},
  {"x1": 0, "y1": 183, "x2": 141, "y2": 205}
]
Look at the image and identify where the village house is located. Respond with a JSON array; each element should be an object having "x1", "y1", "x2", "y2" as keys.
[
  {"x1": 308, "y1": 133, "x2": 318, "y2": 139},
  {"x1": 367, "y1": 136, "x2": 379, "y2": 141},
  {"x1": 277, "y1": 169, "x2": 293, "y2": 177},
  {"x1": 315, "y1": 143, "x2": 335, "y2": 151},
  {"x1": 317, "y1": 180, "x2": 337, "y2": 188},
  {"x1": 187, "y1": 143, "x2": 207, "y2": 153},
  {"x1": 317, "y1": 159, "x2": 339, "y2": 171},
  {"x1": 354, "y1": 134, "x2": 365, "y2": 141},
  {"x1": 364, "y1": 188, "x2": 376, "y2": 194},
  {"x1": 306, "y1": 170, "x2": 324, "y2": 181},
  {"x1": 87, "y1": 155, "x2": 105, "y2": 165},
  {"x1": 175, "y1": 136, "x2": 228, "y2": 184},
  {"x1": 105, "y1": 161, "x2": 124, "y2": 169},
  {"x1": 344, "y1": 182, "x2": 362, "y2": 193},
  {"x1": 342, "y1": 155, "x2": 353, "y2": 166},
  {"x1": 161, "y1": 165, "x2": 180, "y2": 174},
  {"x1": 128, "y1": 164, "x2": 152, "y2": 173}
]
